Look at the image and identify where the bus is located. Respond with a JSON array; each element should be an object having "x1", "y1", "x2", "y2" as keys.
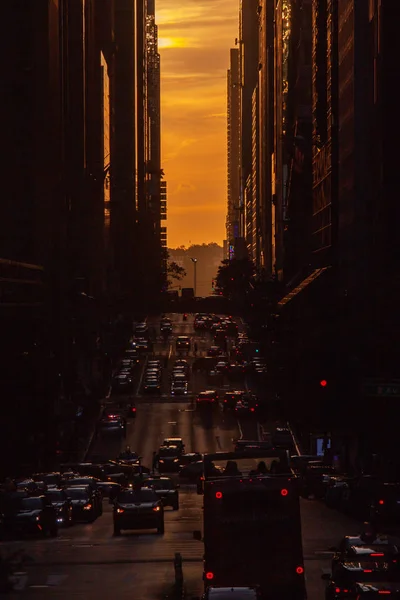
[{"x1": 194, "y1": 450, "x2": 306, "y2": 600}]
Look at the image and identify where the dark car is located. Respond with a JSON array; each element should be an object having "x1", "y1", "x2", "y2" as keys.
[
  {"x1": 157, "y1": 446, "x2": 182, "y2": 472},
  {"x1": 45, "y1": 489, "x2": 73, "y2": 526},
  {"x1": 171, "y1": 379, "x2": 188, "y2": 395},
  {"x1": 98, "y1": 414, "x2": 127, "y2": 438},
  {"x1": 143, "y1": 379, "x2": 161, "y2": 394},
  {"x1": 64, "y1": 486, "x2": 98, "y2": 522},
  {"x1": 178, "y1": 452, "x2": 202, "y2": 469},
  {"x1": 330, "y1": 533, "x2": 400, "y2": 563},
  {"x1": 96, "y1": 481, "x2": 121, "y2": 501},
  {"x1": 323, "y1": 558, "x2": 399, "y2": 599},
  {"x1": 352, "y1": 581, "x2": 400, "y2": 597},
  {"x1": 112, "y1": 373, "x2": 133, "y2": 393},
  {"x1": 63, "y1": 477, "x2": 103, "y2": 514},
  {"x1": 146, "y1": 477, "x2": 179, "y2": 510},
  {"x1": 32, "y1": 472, "x2": 63, "y2": 488},
  {"x1": 113, "y1": 487, "x2": 164, "y2": 535},
  {"x1": 196, "y1": 390, "x2": 219, "y2": 408},
  {"x1": 331, "y1": 541, "x2": 400, "y2": 575},
  {"x1": 176, "y1": 336, "x2": 191, "y2": 350},
  {"x1": 234, "y1": 398, "x2": 256, "y2": 417},
  {"x1": 222, "y1": 391, "x2": 243, "y2": 410},
  {"x1": 3, "y1": 495, "x2": 58, "y2": 537}
]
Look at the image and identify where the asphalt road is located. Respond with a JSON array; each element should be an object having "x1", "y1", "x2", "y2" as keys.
[{"x1": 3, "y1": 313, "x2": 362, "y2": 599}]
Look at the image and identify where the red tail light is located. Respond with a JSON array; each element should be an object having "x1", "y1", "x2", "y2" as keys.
[
  {"x1": 378, "y1": 592, "x2": 391, "y2": 595},
  {"x1": 215, "y1": 491, "x2": 222, "y2": 499},
  {"x1": 371, "y1": 553, "x2": 384, "y2": 556},
  {"x1": 281, "y1": 488, "x2": 288, "y2": 496},
  {"x1": 335, "y1": 589, "x2": 341, "y2": 594},
  {"x1": 296, "y1": 566, "x2": 304, "y2": 574},
  {"x1": 379, "y1": 499, "x2": 385, "y2": 505},
  {"x1": 364, "y1": 569, "x2": 373, "y2": 573},
  {"x1": 205, "y1": 572, "x2": 214, "y2": 580},
  {"x1": 131, "y1": 407, "x2": 136, "y2": 412}
]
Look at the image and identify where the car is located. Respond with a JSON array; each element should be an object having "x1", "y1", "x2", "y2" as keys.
[
  {"x1": 196, "y1": 390, "x2": 219, "y2": 407},
  {"x1": 124, "y1": 348, "x2": 140, "y2": 363},
  {"x1": 120, "y1": 358, "x2": 135, "y2": 372},
  {"x1": 222, "y1": 390, "x2": 246, "y2": 410},
  {"x1": 208, "y1": 346, "x2": 223, "y2": 357},
  {"x1": 171, "y1": 380, "x2": 188, "y2": 395},
  {"x1": 146, "y1": 477, "x2": 180, "y2": 510},
  {"x1": 143, "y1": 379, "x2": 161, "y2": 394},
  {"x1": 148, "y1": 360, "x2": 162, "y2": 368},
  {"x1": 157, "y1": 446, "x2": 182, "y2": 472},
  {"x1": 178, "y1": 452, "x2": 202, "y2": 468},
  {"x1": 63, "y1": 477, "x2": 103, "y2": 514},
  {"x1": 135, "y1": 338, "x2": 152, "y2": 352},
  {"x1": 215, "y1": 360, "x2": 229, "y2": 373},
  {"x1": 134, "y1": 323, "x2": 149, "y2": 337},
  {"x1": 331, "y1": 541, "x2": 400, "y2": 574},
  {"x1": 323, "y1": 557, "x2": 399, "y2": 599},
  {"x1": 112, "y1": 373, "x2": 133, "y2": 392},
  {"x1": 234, "y1": 398, "x2": 256, "y2": 417},
  {"x1": 32, "y1": 472, "x2": 62, "y2": 488},
  {"x1": 98, "y1": 414, "x2": 127, "y2": 438},
  {"x1": 176, "y1": 336, "x2": 191, "y2": 349},
  {"x1": 3, "y1": 495, "x2": 58, "y2": 537},
  {"x1": 64, "y1": 486, "x2": 99, "y2": 522},
  {"x1": 113, "y1": 487, "x2": 164, "y2": 535},
  {"x1": 163, "y1": 438, "x2": 185, "y2": 453},
  {"x1": 352, "y1": 581, "x2": 400, "y2": 597},
  {"x1": 45, "y1": 489, "x2": 73, "y2": 526},
  {"x1": 330, "y1": 533, "x2": 400, "y2": 565}
]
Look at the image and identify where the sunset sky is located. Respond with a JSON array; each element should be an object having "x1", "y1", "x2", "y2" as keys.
[{"x1": 156, "y1": 0, "x2": 238, "y2": 249}]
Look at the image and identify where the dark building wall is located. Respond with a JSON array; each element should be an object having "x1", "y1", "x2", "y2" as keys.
[
  {"x1": 258, "y1": 0, "x2": 275, "y2": 276},
  {"x1": 240, "y1": 0, "x2": 259, "y2": 237},
  {"x1": 111, "y1": 0, "x2": 136, "y2": 297},
  {"x1": 136, "y1": 0, "x2": 146, "y2": 217},
  {"x1": 284, "y1": 0, "x2": 313, "y2": 282}
]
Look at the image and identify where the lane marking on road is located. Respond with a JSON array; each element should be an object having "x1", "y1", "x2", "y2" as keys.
[
  {"x1": 168, "y1": 421, "x2": 177, "y2": 425},
  {"x1": 135, "y1": 356, "x2": 148, "y2": 396},
  {"x1": 168, "y1": 343, "x2": 173, "y2": 360},
  {"x1": 237, "y1": 419, "x2": 243, "y2": 440}
]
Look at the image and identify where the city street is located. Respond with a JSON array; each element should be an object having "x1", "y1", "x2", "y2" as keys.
[{"x1": 4, "y1": 314, "x2": 362, "y2": 599}]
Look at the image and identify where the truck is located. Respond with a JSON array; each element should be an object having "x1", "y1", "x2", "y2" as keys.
[
  {"x1": 181, "y1": 287, "x2": 195, "y2": 299},
  {"x1": 194, "y1": 450, "x2": 306, "y2": 600}
]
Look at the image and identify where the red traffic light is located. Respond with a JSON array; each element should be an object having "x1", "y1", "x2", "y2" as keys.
[{"x1": 320, "y1": 379, "x2": 327, "y2": 387}]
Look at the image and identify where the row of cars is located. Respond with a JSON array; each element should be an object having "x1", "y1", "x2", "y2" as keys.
[{"x1": 322, "y1": 526, "x2": 400, "y2": 598}]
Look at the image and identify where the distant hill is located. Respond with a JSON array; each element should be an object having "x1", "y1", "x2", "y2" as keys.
[{"x1": 168, "y1": 243, "x2": 223, "y2": 297}]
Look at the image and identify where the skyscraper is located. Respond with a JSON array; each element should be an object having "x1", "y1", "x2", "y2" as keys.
[{"x1": 227, "y1": 48, "x2": 241, "y2": 258}]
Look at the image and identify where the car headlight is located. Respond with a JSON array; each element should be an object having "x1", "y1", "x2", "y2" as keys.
[
  {"x1": 153, "y1": 506, "x2": 161, "y2": 512},
  {"x1": 116, "y1": 508, "x2": 124, "y2": 514},
  {"x1": 83, "y1": 503, "x2": 92, "y2": 510},
  {"x1": 159, "y1": 459, "x2": 164, "y2": 463},
  {"x1": 35, "y1": 515, "x2": 41, "y2": 521},
  {"x1": 174, "y1": 459, "x2": 179, "y2": 463}
]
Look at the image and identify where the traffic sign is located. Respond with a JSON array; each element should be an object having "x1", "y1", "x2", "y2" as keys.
[{"x1": 363, "y1": 380, "x2": 400, "y2": 397}]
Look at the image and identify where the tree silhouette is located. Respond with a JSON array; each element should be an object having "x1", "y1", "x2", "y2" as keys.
[{"x1": 215, "y1": 257, "x2": 255, "y2": 299}]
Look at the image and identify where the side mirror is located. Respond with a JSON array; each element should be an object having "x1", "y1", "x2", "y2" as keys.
[
  {"x1": 321, "y1": 573, "x2": 331, "y2": 581},
  {"x1": 193, "y1": 530, "x2": 202, "y2": 541}
]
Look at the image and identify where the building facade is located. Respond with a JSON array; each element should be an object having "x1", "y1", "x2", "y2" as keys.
[{"x1": 226, "y1": 48, "x2": 241, "y2": 253}]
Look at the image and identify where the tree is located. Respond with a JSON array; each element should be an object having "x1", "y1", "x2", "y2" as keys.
[
  {"x1": 215, "y1": 258, "x2": 255, "y2": 299},
  {"x1": 166, "y1": 257, "x2": 186, "y2": 290}
]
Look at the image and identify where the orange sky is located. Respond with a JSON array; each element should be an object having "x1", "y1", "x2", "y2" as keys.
[{"x1": 156, "y1": 0, "x2": 238, "y2": 249}]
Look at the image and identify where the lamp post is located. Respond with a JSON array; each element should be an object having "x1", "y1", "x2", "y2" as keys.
[{"x1": 190, "y1": 258, "x2": 198, "y2": 297}]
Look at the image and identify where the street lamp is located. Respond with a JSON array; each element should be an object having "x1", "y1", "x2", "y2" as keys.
[{"x1": 190, "y1": 258, "x2": 198, "y2": 297}]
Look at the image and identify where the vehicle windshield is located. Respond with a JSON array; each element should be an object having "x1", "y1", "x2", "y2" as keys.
[
  {"x1": 17, "y1": 497, "x2": 43, "y2": 510},
  {"x1": 66, "y1": 488, "x2": 89, "y2": 500},
  {"x1": 101, "y1": 420, "x2": 121, "y2": 427},
  {"x1": 159, "y1": 447, "x2": 179, "y2": 457},
  {"x1": 117, "y1": 490, "x2": 157, "y2": 503},
  {"x1": 147, "y1": 479, "x2": 174, "y2": 490},
  {"x1": 205, "y1": 454, "x2": 289, "y2": 478}
]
